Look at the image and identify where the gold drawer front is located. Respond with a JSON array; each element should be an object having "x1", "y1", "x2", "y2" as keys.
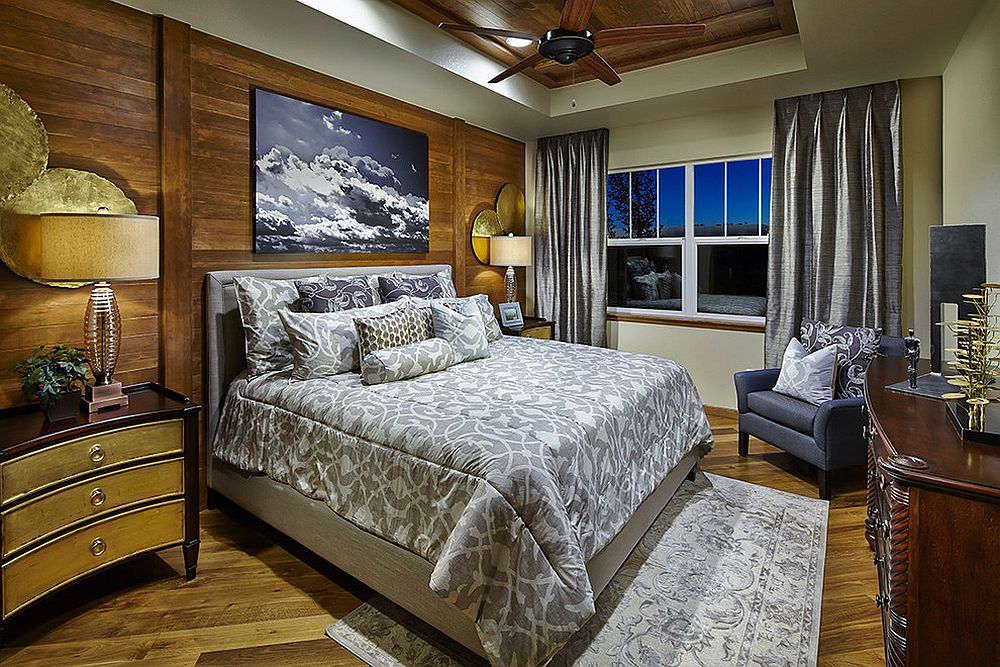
[
  {"x1": 2, "y1": 459, "x2": 184, "y2": 557},
  {"x1": 522, "y1": 326, "x2": 552, "y2": 340},
  {"x1": 1, "y1": 420, "x2": 183, "y2": 506},
  {"x1": 2, "y1": 500, "x2": 184, "y2": 618}
]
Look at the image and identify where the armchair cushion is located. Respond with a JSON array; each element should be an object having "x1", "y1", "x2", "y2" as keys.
[
  {"x1": 746, "y1": 390, "x2": 819, "y2": 435},
  {"x1": 734, "y1": 368, "x2": 780, "y2": 413}
]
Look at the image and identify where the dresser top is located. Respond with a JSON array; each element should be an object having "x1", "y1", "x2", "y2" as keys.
[
  {"x1": 866, "y1": 356, "x2": 1000, "y2": 499},
  {"x1": 0, "y1": 383, "x2": 199, "y2": 458}
]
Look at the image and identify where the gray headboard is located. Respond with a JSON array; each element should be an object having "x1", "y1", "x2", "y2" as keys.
[{"x1": 203, "y1": 264, "x2": 452, "y2": 449}]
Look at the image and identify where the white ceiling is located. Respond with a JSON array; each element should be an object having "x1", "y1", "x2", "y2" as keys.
[{"x1": 116, "y1": 0, "x2": 985, "y2": 140}]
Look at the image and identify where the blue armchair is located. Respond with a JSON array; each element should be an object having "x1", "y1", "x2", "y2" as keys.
[{"x1": 734, "y1": 336, "x2": 905, "y2": 499}]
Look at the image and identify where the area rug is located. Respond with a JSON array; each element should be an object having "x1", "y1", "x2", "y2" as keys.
[{"x1": 326, "y1": 471, "x2": 828, "y2": 666}]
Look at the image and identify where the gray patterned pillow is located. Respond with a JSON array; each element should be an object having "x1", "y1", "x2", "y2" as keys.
[
  {"x1": 296, "y1": 276, "x2": 378, "y2": 312},
  {"x1": 377, "y1": 270, "x2": 457, "y2": 302},
  {"x1": 278, "y1": 302, "x2": 402, "y2": 379},
  {"x1": 354, "y1": 306, "x2": 433, "y2": 360},
  {"x1": 405, "y1": 294, "x2": 503, "y2": 343},
  {"x1": 632, "y1": 273, "x2": 659, "y2": 301},
  {"x1": 234, "y1": 274, "x2": 319, "y2": 376},
  {"x1": 800, "y1": 319, "x2": 882, "y2": 398},
  {"x1": 773, "y1": 338, "x2": 839, "y2": 406},
  {"x1": 430, "y1": 300, "x2": 490, "y2": 364},
  {"x1": 360, "y1": 338, "x2": 455, "y2": 386}
]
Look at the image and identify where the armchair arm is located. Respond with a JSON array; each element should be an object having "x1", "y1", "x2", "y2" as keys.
[
  {"x1": 734, "y1": 368, "x2": 780, "y2": 414},
  {"x1": 814, "y1": 396, "x2": 867, "y2": 465}
]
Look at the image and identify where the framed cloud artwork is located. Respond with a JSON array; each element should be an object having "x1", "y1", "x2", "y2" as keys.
[{"x1": 252, "y1": 88, "x2": 430, "y2": 254}]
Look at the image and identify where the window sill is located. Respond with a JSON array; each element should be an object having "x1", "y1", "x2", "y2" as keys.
[{"x1": 606, "y1": 310, "x2": 765, "y2": 333}]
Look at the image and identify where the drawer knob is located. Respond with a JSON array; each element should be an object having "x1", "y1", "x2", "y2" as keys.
[
  {"x1": 90, "y1": 538, "x2": 107, "y2": 557},
  {"x1": 89, "y1": 444, "x2": 106, "y2": 463},
  {"x1": 91, "y1": 488, "x2": 106, "y2": 507}
]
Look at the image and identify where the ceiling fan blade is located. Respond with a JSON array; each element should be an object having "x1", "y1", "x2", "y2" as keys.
[
  {"x1": 489, "y1": 53, "x2": 545, "y2": 83},
  {"x1": 577, "y1": 52, "x2": 622, "y2": 86},
  {"x1": 560, "y1": 0, "x2": 596, "y2": 31},
  {"x1": 593, "y1": 24, "x2": 707, "y2": 48},
  {"x1": 438, "y1": 23, "x2": 539, "y2": 42}
]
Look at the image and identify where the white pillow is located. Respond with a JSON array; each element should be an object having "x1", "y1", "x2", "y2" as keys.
[{"x1": 772, "y1": 338, "x2": 840, "y2": 405}]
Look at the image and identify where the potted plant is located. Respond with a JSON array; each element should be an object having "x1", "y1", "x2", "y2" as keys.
[{"x1": 12, "y1": 344, "x2": 90, "y2": 421}]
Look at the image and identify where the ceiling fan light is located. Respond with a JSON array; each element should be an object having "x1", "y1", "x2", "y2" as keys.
[{"x1": 505, "y1": 37, "x2": 534, "y2": 48}]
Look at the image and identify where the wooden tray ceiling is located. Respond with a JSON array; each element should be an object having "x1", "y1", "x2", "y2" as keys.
[{"x1": 389, "y1": 0, "x2": 798, "y2": 88}]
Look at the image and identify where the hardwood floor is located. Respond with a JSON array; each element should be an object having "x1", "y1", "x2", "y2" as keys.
[{"x1": 0, "y1": 415, "x2": 882, "y2": 666}]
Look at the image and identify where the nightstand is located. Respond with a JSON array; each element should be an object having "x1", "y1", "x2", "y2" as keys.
[
  {"x1": 0, "y1": 383, "x2": 200, "y2": 640},
  {"x1": 501, "y1": 316, "x2": 555, "y2": 340}
]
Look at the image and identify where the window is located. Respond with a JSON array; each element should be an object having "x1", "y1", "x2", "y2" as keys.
[{"x1": 607, "y1": 155, "x2": 771, "y2": 322}]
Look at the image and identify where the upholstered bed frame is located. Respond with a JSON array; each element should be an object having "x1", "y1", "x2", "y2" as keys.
[{"x1": 203, "y1": 265, "x2": 700, "y2": 658}]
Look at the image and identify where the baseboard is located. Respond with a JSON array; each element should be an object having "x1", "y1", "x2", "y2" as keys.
[{"x1": 703, "y1": 405, "x2": 738, "y2": 420}]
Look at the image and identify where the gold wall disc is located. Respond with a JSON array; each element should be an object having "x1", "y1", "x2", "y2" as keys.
[
  {"x1": 0, "y1": 83, "x2": 48, "y2": 203},
  {"x1": 495, "y1": 183, "x2": 525, "y2": 235},
  {"x1": 471, "y1": 208, "x2": 502, "y2": 264},
  {"x1": 0, "y1": 168, "x2": 138, "y2": 287}
]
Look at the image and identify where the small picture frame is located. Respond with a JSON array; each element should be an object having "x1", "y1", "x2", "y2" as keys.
[{"x1": 498, "y1": 302, "x2": 524, "y2": 328}]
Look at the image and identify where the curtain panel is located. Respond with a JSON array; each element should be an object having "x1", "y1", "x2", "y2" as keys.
[
  {"x1": 765, "y1": 81, "x2": 903, "y2": 367},
  {"x1": 534, "y1": 128, "x2": 610, "y2": 346}
]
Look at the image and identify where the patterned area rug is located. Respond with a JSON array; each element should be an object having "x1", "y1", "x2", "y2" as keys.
[{"x1": 326, "y1": 472, "x2": 828, "y2": 667}]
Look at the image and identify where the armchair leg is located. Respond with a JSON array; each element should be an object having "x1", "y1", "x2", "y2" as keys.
[
  {"x1": 818, "y1": 469, "x2": 831, "y2": 501},
  {"x1": 738, "y1": 430, "x2": 749, "y2": 457}
]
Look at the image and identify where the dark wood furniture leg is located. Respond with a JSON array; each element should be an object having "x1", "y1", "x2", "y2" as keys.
[
  {"x1": 686, "y1": 464, "x2": 697, "y2": 481},
  {"x1": 738, "y1": 430, "x2": 749, "y2": 456},
  {"x1": 183, "y1": 540, "x2": 200, "y2": 580},
  {"x1": 818, "y1": 468, "x2": 831, "y2": 500}
]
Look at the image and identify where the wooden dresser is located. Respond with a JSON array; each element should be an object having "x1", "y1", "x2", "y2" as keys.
[
  {"x1": 500, "y1": 316, "x2": 555, "y2": 340},
  {"x1": 864, "y1": 357, "x2": 1000, "y2": 666},
  {"x1": 0, "y1": 383, "x2": 200, "y2": 639}
]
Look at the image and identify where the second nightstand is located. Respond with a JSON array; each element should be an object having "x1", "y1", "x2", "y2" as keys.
[{"x1": 501, "y1": 316, "x2": 555, "y2": 340}]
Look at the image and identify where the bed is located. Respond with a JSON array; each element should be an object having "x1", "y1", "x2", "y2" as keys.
[{"x1": 204, "y1": 265, "x2": 713, "y2": 666}]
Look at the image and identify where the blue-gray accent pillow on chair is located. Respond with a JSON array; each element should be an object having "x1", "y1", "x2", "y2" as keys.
[{"x1": 734, "y1": 322, "x2": 905, "y2": 499}]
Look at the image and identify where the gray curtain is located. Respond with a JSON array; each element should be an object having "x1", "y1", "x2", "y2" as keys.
[
  {"x1": 534, "y1": 128, "x2": 609, "y2": 346},
  {"x1": 765, "y1": 81, "x2": 903, "y2": 367}
]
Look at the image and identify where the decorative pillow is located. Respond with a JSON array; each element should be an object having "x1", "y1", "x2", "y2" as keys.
[
  {"x1": 632, "y1": 273, "x2": 659, "y2": 301},
  {"x1": 671, "y1": 271, "x2": 683, "y2": 298},
  {"x1": 801, "y1": 319, "x2": 882, "y2": 398},
  {"x1": 406, "y1": 294, "x2": 503, "y2": 343},
  {"x1": 354, "y1": 306, "x2": 433, "y2": 360},
  {"x1": 773, "y1": 338, "x2": 840, "y2": 406},
  {"x1": 656, "y1": 272, "x2": 673, "y2": 300},
  {"x1": 278, "y1": 302, "x2": 402, "y2": 378},
  {"x1": 296, "y1": 275, "x2": 378, "y2": 312},
  {"x1": 360, "y1": 338, "x2": 455, "y2": 386},
  {"x1": 430, "y1": 300, "x2": 490, "y2": 364},
  {"x1": 234, "y1": 274, "x2": 318, "y2": 376},
  {"x1": 377, "y1": 270, "x2": 457, "y2": 302}
]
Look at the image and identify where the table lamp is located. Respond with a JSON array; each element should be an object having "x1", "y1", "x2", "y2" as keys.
[
  {"x1": 14, "y1": 211, "x2": 160, "y2": 412},
  {"x1": 490, "y1": 233, "x2": 532, "y2": 303}
]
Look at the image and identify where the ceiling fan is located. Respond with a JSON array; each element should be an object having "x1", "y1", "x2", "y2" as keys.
[{"x1": 438, "y1": 0, "x2": 707, "y2": 86}]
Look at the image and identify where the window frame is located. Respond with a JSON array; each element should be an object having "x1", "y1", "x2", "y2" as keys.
[{"x1": 607, "y1": 152, "x2": 771, "y2": 327}]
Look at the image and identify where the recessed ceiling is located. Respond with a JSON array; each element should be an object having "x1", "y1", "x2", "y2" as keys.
[{"x1": 386, "y1": 0, "x2": 799, "y2": 88}]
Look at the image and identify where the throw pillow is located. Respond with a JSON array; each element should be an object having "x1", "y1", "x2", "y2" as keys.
[
  {"x1": 406, "y1": 294, "x2": 503, "y2": 342},
  {"x1": 632, "y1": 273, "x2": 659, "y2": 301},
  {"x1": 278, "y1": 302, "x2": 403, "y2": 379},
  {"x1": 360, "y1": 338, "x2": 455, "y2": 386},
  {"x1": 773, "y1": 338, "x2": 840, "y2": 406},
  {"x1": 234, "y1": 274, "x2": 319, "y2": 376},
  {"x1": 296, "y1": 276, "x2": 378, "y2": 312},
  {"x1": 377, "y1": 270, "x2": 457, "y2": 302},
  {"x1": 354, "y1": 306, "x2": 433, "y2": 360},
  {"x1": 800, "y1": 319, "x2": 882, "y2": 398},
  {"x1": 656, "y1": 272, "x2": 672, "y2": 300},
  {"x1": 430, "y1": 300, "x2": 490, "y2": 364}
]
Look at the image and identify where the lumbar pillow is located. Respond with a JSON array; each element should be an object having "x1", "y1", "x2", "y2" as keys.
[
  {"x1": 430, "y1": 300, "x2": 490, "y2": 364},
  {"x1": 377, "y1": 270, "x2": 457, "y2": 302},
  {"x1": 234, "y1": 274, "x2": 323, "y2": 376},
  {"x1": 406, "y1": 294, "x2": 503, "y2": 343},
  {"x1": 800, "y1": 319, "x2": 882, "y2": 398},
  {"x1": 354, "y1": 306, "x2": 433, "y2": 360},
  {"x1": 773, "y1": 338, "x2": 840, "y2": 406},
  {"x1": 360, "y1": 338, "x2": 455, "y2": 386},
  {"x1": 278, "y1": 302, "x2": 402, "y2": 379},
  {"x1": 295, "y1": 275, "x2": 379, "y2": 313}
]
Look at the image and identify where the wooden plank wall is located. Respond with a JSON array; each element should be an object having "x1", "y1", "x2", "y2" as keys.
[
  {"x1": 0, "y1": 0, "x2": 526, "y2": 427},
  {"x1": 0, "y1": 0, "x2": 161, "y2": 408}
]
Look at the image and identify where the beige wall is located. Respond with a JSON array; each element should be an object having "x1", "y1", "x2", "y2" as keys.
[{"x1": 942, "y1": 0, "x2": 1000, "y2": 281}]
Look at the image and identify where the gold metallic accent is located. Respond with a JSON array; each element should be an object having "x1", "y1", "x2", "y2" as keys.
[
  {"x1": 89, "y1": 444, "x2": 106, "y2": 464},
  {"x1": 471, "y1": 209, "x2": 503, "y2": 263},
  {"x1": 90, "y1": 488, "x2": 106, "y2": 507},
  {"x1": 90, "y1": 537, "x2": 107, "y2": 557},
  {"x1": 495, "y1": 183, "x2": 525, "y2": 235},
  {"x1": 939, "y1": 284, "x2": 1000, "y2": 431},
  {"x1": 0, "y1": 83, "x2": 47, "y2": 204}
]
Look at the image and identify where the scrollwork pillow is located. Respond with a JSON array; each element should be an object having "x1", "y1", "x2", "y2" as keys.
[
  {"x1": 405, "y1": 294, "x2": 503, "y2": 343},
  {"x1": 296, "y1": 276, "x2": 378, "y2": 312},
  {"x1": 354, "y1": 306, "x2": 433, "y2": 360},
  {"x1": 773, "y1": 338, "x2": 839, "y2": 405},
  {"x1": 800, "y1": 319, "x2": 882, "y2": 398},
  {"x1": 360, "y1": 338, "x2": 455, "y2": 385},
  {"x1": 234, "y1": 274, "x2": 320, "y2": 376},
  {"x1": 377, "y1": 270, "x2": 457, "y2": 302},
  {"x1": 430, "y1": 300, "x2": 490, "y2": 364}
]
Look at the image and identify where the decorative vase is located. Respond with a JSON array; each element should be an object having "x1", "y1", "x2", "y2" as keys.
[{"x1": 44, "y1": 388, "x2": 82, "y2": 422}]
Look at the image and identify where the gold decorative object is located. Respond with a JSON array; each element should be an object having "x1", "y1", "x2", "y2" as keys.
[
  {"x1": 472, "y1": 209, "x2": 502, "y2": 263},
  {"x1": 939, "y1": 283, "x2": 1000, "y2": 431},
  {"x1": 0, "y1": 82, "x2": 47, "y2": 203},
  {"x1": 470, "y1": 183, "x2": 524, "y2": 264},
  {"x1": 16, "y1": 211, "x2": 160, "y2": 412}
]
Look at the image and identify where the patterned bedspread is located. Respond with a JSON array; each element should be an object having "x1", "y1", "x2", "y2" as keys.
[{"x1": 213, "y1": 336, "x2": 713, "y2": 666}]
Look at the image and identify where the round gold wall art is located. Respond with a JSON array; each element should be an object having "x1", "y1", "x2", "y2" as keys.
[
  {"x1": 0, "y1": 83, "x2": 48, "y2": 204},
  {"x1": 495, "y1": 183, "x2": 525, "y2": 235},
  {"x1": 0, "y1": 168, "x2": 138, "y2": 287},
  {"x1": 471, "y1": 208, "x2": 502, "y2": 264}
]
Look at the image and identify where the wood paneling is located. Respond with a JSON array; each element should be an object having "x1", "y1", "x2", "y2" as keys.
[
  {"x1": 0, "y1": 0, "x2": 161, "y2": 410},
  {"x1": 388, "y1": 0, "x2": 798, "y2": 87}
]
